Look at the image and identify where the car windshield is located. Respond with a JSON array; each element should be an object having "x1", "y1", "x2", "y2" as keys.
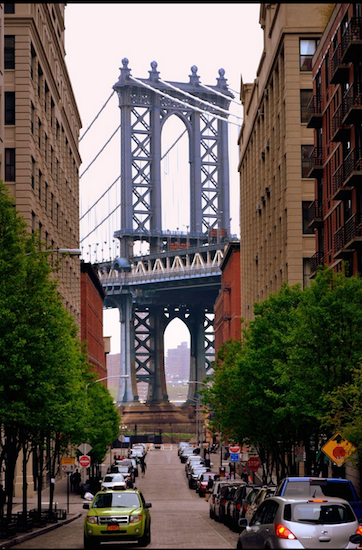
[
  {"x1": 93, "y1": 493, "x2": 140, "y2": 509},
  {"x1": 285, "y1": 502, "x2": 356, "y2": 524},
  {"x1": 283, "y1": 481, "x2": 354, "y2": 501}
]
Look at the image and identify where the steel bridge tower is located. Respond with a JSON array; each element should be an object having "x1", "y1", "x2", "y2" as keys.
[{"x1": 103, "y1": 58, "x2": 234, "y2": 408}]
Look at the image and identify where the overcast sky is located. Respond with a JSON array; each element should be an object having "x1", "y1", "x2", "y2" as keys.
[{"x1": 64, "y1": 3, "x2": 264, "y2": 352}]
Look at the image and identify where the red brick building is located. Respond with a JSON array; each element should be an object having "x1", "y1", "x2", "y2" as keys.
[
  {"x1": 214, "y1": 241, "x2": 241, "y2": 353},
  {"x1": 81, "y1": 261, "x2": 108, "y2": 384},
  {"x1": 308, "y1": 3, "x2": 362, "y2": 276}
]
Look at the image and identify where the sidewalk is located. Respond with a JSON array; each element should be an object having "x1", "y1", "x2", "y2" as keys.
[{"x1": 0, "y1": 473, "x2": 86, "y2": 549}]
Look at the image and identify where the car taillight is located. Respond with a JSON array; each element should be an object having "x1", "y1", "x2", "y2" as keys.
[
  {"x1": 244, "y1": 505, "x2": 249, "y2": 511},
  {"x1": 356, "y1": 525, "x2": 362, "y2": 535},
  {"x1": 221, "y1": 499, "x2": 226, "y2": 504},
  {"x1": 237, "y1": 503, "x2": 241, "y2": 510},
  {"x1": 275, "y1": 524, "x2": 297, "y2": 540}
]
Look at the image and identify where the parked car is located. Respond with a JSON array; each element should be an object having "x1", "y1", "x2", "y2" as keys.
[
  {"x1": 209, "y1": 479, "x2": 232, "y2": 520},
  {"x1": 180, "y1": 447, "x2": 196, "y2": 463},
  {"x1": 231, "y1": 485, "x2": 263, "y2": 529},
  {"x1": 275, "y1": 476, "x2": 362, "y2": 522},
  {"x1": 83, "y1": 488, "x2": 151, "y2": 548},
  {"x1": 188, "y1": 466, "x2": 211, "y2": 489},
  {"x1": 237, "y1": 495, "x2": 362, "y2": 549},
  {"x1": 214, "y1": 481, "x2": 245, "y2": 523},
  {"x1": 185, "y1": 456, "x2": 204, "y2": 476},
  {"x1": 196, "y1": 472, "x2": 218, "y2": 497},
  {"x1": 224, "y1": 482, "x2": 248, "y2": 528},
  {"x1": 100, "y1": 473, "x2": 127, "y2": 491},
  {"x1": 244, "y1": 485, "x2": 277, "y2": 523},
  {"x1": 108, "y1": 465, "x2": 134, "y2": 488}
]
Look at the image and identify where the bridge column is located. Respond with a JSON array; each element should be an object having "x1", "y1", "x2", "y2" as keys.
[
  {"x1": 188, "y1": 308, "x2": 207, "y2": 400},
  {"x1": 117, "y1": 292, "x2": 138, "y2": 405},
  {"x1": 147, "y1": 305, "x2": 168, "y2": 403}
]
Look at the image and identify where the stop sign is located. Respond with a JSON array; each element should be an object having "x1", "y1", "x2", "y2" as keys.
[
  {"x1": 79, "y1": 454, "x2": 91, "y2": 468},
  {"x1": 247, "y1": 456, "x2": 261, "y2": 472}
]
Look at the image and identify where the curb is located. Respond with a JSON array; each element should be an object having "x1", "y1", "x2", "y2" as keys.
[{"x1": 0, "y1": 513, "x2": 82, "y2": 549}]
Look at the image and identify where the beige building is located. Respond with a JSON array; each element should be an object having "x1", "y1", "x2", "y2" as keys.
[
  {"x1": 2, "y1": 3, "x2": 82, "y2": 498},
  {"x1": 3, "y1": 3, "x2": 82, "y2": 325},
  {"x1": 238, "y1": 3, "x2": 328, "y2": 324}
]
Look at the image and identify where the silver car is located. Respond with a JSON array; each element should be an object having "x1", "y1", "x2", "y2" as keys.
[{"x1": 237, "y1": 496, "x2": 362, "y2": 549}]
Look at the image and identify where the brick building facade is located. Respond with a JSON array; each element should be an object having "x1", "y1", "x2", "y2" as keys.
[{"x1": 213, "y1": 241, "x2": 241, "y2": 353}]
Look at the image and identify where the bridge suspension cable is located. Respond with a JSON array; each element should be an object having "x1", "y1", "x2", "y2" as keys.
[
  {"x1": 158, "y1": 78, "x2": 242, "y2": 122},
  {"x1": 129, "y1": 76, "x2": 241, "y2": 127},
  {"x1": 79, "y1": 90, "x2": 116, "y2": 142},
  {"x1": 79, "y1": 175, "x2": 121, "y2": 221},
  {"x1": 80, "y1": 203, "x2": 121, "y2": 243},
  {"x1": 79, "y1": 124, "x2": 121, "y2": 179}
]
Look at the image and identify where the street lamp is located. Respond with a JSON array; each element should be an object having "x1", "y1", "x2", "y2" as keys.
[
  {"x1": 187, "y1": 381, "x2": 204, "y2": 447},
  {"x1": 25, "y1": 247, "x2": 82, "y2": 257}
]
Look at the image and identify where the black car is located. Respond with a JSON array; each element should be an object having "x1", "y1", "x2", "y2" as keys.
[{"x1": 227, "y1": 484, "x2": 262, "y2": 531}]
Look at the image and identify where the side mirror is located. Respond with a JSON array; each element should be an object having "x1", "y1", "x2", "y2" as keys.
[
  {"x1": 145, "y1": 503, "x2": 152, "y2": 508},
  {"x1": 83, "y1": 503, "x2": 90, "y2": 510}
]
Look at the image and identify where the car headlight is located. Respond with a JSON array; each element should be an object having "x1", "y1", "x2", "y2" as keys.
[
  {"x1": 129, "y1": 514, "x2": 143, "y2": 523},
  {"x1": 86, "y1": 516, "x2": 98, "y2": 524}
]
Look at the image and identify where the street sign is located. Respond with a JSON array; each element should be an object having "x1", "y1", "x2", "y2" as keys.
[
  {"x1": 247, "y1": 456, "x2": 261, "y2": 472},
  {"x1": 78, "y1": 443, "x2": 92, "y2": 455},
  {"x1": 79, "y1": 455, "x2": 91, "y2": 468},
  {"x1": 230, "y1": 452, "x2": 239, "y2": 462},
  {"x1": 229, "y1": 445, "x2": 240, "y2": 454},
  {"x1": 61, "y1": 457, "x2": 75, "y2": 465},
  {"x1": 321, "y1": 433, "x2": 356, "y2": 467}
]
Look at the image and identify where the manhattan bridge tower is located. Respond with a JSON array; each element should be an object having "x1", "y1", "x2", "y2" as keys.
[{"x1": 100, "y1": 59, "x2": 234, "y2": 424}]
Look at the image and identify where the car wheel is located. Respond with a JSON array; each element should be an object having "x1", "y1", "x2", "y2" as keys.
[
  {"x1": 137, "y1": 529, "x2": 151, "y2": 547},
  {"x1": 83, "y1": 535, "x2": 100, "y2": 549},
  {"x1": 209, "y1": 508, "x2": 215, "y2": 519}
]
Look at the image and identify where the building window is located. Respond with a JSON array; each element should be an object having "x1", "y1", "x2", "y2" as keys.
[
  {"x1": 5, "y1": 148, "x2": 15, "y2": 181},
  {"x1": 300, "y1": 89, "x2": 313, "y2": 123},
  {"x1": 301, "y1": 145, "x2": 314, "y2": 178},
  {"x1": 302, "y1": 201, "x2": 314, "y2": 234},
  {"x1": 303, "y1": 258, "x2": 311, "y2": 289},
  {"x1": 31, "y1": 156, "x2": 35, "y2": 189},
  {"x1": 4, "y1": 35, "x2": 15, "y2": 70},
  {"x1": 31, "y1": 102, "x2": 35, "y2": 134},
  {"x1": 5, "y1": 91, "x2": 15, "y2": 125},
  {"x1": 31, "y1": 43, "x2": 36, "y2": 80},
  {"x1": 4, "y1": 4, "x2": 15, "y2": 14},
  {"x1": 300, "y1": 38, "x2": 318, "y2": 71}
]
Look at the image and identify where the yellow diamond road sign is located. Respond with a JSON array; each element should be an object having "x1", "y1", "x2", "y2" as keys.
[{"x1": 321, "y1": 433, "x2": 356, "y2": 466}]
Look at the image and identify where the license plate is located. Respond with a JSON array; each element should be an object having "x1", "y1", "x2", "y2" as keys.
[{"x1": 107, "y1": 525, "x2": 119, "y2": 531}]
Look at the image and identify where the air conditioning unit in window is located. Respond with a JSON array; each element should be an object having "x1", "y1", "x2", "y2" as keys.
[
  {"x1": 258, "y1": 108, "x2": 264, "y2": 119},
  {"x1": 254, "y1": 254, "x2": 259, "y2": 262},
  {"x1": 260, "y1": 150, "x2": 265, "y2": 160},
  {"x1": 265, "y1": 186, "x2": 270, "y2": 195},
  {"x1": 256, "y1": 203, "x2": 262, "y2": 212},
  {"x1": 265, "y1": 139, "x2": 270, "y2": 150}
]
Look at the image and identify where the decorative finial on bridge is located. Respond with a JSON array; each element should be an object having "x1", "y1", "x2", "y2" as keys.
[
  {"x1": 216, "y1": 68, "x2": 228, "y2": 89},
  {"x1": 114, "y1": 57, "x2": 132, "y2": 87},
  {"x1": 149, "y1": 60, "x2": 160, "y2": 82},
  {"x1": 189, "y1": 65, "x2": 200, "y2": 86}
]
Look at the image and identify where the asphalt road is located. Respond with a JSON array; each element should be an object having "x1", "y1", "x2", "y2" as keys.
[{"x1": 14, "y1": 447, "x2": 240, "y2": 549}]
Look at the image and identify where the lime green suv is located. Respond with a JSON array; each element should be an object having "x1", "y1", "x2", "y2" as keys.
[{"x1": 83, "y1": 488, "x2": 151, "y2": 548}]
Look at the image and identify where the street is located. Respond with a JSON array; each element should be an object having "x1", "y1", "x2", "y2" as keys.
[{"x1": 14, "y1": 447, "x2": 240, "y2": 549}]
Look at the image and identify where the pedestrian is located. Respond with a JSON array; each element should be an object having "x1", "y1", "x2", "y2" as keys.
[
  {"x1": 140, "y1": 459, "x2": 147, "y2": 477},
  {"x1": 73, "y1": 468, "x2": 81, "y2": 494}
]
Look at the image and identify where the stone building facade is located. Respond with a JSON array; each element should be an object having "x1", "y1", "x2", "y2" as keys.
[
  {"x1": 238, "y1": 3, "x2": 327, "y2": 323},
  {"x1": 3, "y1": 3, "x2": 82, "y2": 325}
]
